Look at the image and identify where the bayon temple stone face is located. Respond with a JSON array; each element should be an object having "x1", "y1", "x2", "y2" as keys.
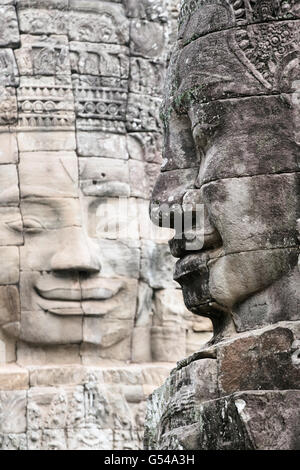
[
  {"x1": 0, "y1": 0, "x2": 216, "y2": 452},
  {"x1": 0, "y1": 0, "x2": 212, "y2": 367},
  {"x1": 145, "y1": 0, "x2": 300, "y2": 450},
  {"x1": 151, "y1": 0, "x2": 300, "y2": 340},
  {"x1": 0, "y1": 0, "x2": 298, "y2": 451}
]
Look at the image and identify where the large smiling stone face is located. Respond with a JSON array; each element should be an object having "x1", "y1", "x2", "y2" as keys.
[
  {"x1": 151, "y1": 0, "x2": 300, "y2": 338},
  {"x1": 1, "y1": 148, "x2": 141, "y2": 352},
  {"x1": 0, "y1": 0, "x2": 212, "y2": 365}
]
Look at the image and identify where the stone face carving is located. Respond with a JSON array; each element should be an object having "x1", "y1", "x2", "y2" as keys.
[
  {"x1": 151, "y1": 0, "x2": 300, "y2": 339},
  {"x1": 0, "y1": 0, "x2": 212, "y2": 451},
  {"x1": 145, "y1": 0, "x2": 300, "y2": 450},
  {"x1": 0, "y1": 0, "x2": 211, "y2": 363}
]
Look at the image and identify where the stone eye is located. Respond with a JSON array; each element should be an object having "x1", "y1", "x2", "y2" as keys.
[
  {"x1": 6, "y1": 218, "x2": 44, "y2": 234},
  {"x1": 22, "y1": 218, "x2": 44, "y2": 233},
  {"x1": 6, "y1": 219, "x2": 23, "y2": 233}
]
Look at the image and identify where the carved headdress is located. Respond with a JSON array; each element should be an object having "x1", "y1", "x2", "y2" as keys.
[{"x1": 178, "y1": 0, "x2": 299, "y2": 92}]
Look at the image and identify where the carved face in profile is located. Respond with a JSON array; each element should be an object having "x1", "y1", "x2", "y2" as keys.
[{"x1": 152, "y1": 0, "x2": 300, "y2": 337}]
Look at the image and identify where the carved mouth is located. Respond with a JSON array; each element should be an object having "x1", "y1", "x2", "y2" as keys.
[
  {"x1": 174, "y1": 252, "x2": 214, "y2": 316},
  {"x1": 35, "y1": 281, "x2": 124, "y2": 316},
  {"x1": 174, "y1": 252, "x2": 209, "y2": 282},
  {"x1": 36, "y1": 285, "x2": 122, "y2": 301},
  {"x1": 37, "y1": 303, "x2": 84, "y2": 316}
]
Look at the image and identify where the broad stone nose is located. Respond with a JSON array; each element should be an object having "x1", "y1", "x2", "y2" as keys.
[
  {"x1": 150, "y1": 109, "x2": 203, "y2": 229},
  {"x1": 168, "y1": 189, "x2": 222, "y2": 258},
  {"x1": 150, "y1": 174, "x2": 222, "y2": 256},
  {"x1": 50, "y1": 226, "x2": 101, "y2": 274},
  {"x1": 150, "y1": 168, "x2": 199, "y2": 228}
]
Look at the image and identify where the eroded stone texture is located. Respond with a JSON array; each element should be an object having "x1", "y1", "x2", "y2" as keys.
[
  {"x1": 0, "y1": 0, "x2": 211, "y2": 364},
  {"x1": 151, "y1": 0, "x2": 300, "y2": 344},
  {"x1": 146, "y1": 0, "x2": 300, "y2": 451},
  {"x1": 145, "y1": 323, "x2": 300, "y2": 450},
  {"x1": 148, "y1": 390, "x2": 300, "y2": 450},
  {"x1": 0, "y1": 363, "x2": 172, "y2": 450},
  {"x1": 0, "y1": 0, "x2": 213, "y2": 451}
]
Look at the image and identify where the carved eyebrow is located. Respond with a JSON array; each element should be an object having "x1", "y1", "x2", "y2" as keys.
[
  {"x1": 176, "y1": 73, "x2": 233, "y2": 103},
  {"x1": 178, "y1": 71, "x2": 233, "y2": 87}
]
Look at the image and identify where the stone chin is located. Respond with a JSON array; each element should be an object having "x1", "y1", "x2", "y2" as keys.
[
  {"x1": 1, "y1": 313, "x2": 131, "y2": 349},
  {"x1": 177, "y1": 246, "x2": 299, "y2": 337}
]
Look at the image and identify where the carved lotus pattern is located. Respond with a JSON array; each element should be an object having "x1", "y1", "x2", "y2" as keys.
[{"x1": 231, "y1": 20, "x2": 299, "y2": 90}]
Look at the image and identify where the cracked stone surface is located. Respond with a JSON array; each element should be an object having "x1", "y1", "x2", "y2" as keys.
[
  {"x1": 145, "y1": 322, "x2": 300, "y2": 450},
  {"x1": 0, "y1": 0, "x2": 215, "y2": 450},
  {"x1": 145, "y1": 0, "x2": 300, "y2": 450},
  {"x1": 0, "y1": 0, "x2": 213, "y2": 363},
  {"x1": 0, "y1": 363, "x2": 174, "y2": 450}
]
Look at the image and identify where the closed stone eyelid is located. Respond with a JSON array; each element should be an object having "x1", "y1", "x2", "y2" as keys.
[
  {"x1": 23, "y1": 217, "x2": 45, "y2": 229},
  {"x1": 5, "y1": 219, "x2": 23, "y2": 232},
  {"x1": 5, "y1": 217, "x2": 45, "y2": 233}
]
